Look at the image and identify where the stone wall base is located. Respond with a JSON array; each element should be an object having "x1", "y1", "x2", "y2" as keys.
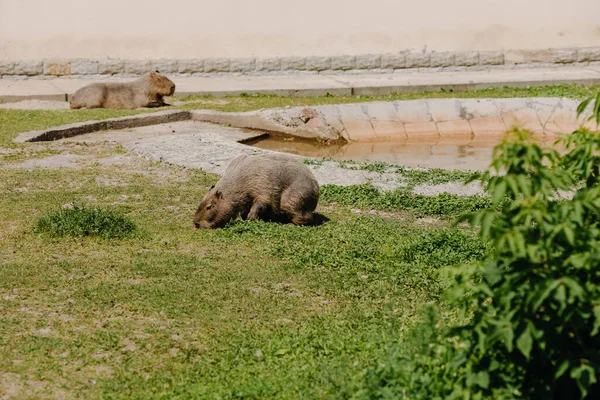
[{"x1": 2, "y1": 47, "x2": 599, "y2": 79}]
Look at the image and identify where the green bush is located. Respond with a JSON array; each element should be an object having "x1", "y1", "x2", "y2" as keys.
[
  {"x1": 357, "y1": 97, "x2": 600, "y2": 399},
  {"x1": 36, "y1": 204, "x2": 137, "y2": 240}
]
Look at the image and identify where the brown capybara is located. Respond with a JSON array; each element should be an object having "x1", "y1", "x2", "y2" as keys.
[
  {"x1": 193, "y1": 154, "x2": 320, "y2": 229},
  {"x1": 69, "y1": 71, "x2": 175, "y2": 110}
]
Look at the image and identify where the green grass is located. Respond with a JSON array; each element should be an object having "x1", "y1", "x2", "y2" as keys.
[
  {"x1": 0, "y1": 160, "x2": 488, "y2": 399},
  {"x1": 0, "y1": 87, "x2": 579, "y2": 397},
  {"x1": 35, "y1": 203, "x2": 138, "y2": 239},
  {"x1": 321, "y1": 184, "x2": 490, "y2": 217},
  {"x1": 332, "y1": 160, "x2": 476, "y2": 186},
  {"x1": 177, "y1": 84, "x2": 600, "y2": 112},
  {"x1": 0, "y1": 108, "x2": 149, "y2": 147}
]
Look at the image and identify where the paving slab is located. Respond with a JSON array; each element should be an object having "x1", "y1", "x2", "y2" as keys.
[{"x1": 1, "y1": 66, "x2": 600, "y2": 103}]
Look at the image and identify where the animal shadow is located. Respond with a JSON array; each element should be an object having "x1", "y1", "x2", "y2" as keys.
[{"x1": 307, "y1": 213, "x2": 330, "y2": 226}]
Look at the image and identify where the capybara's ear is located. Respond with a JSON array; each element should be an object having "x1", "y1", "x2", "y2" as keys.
[
  {"x1": 155, "y1": 70, "x2": 160, "y2": 73},
  {"x1": 210, "y1": 184, "x2": 215, "y2": 189},
  {"x1": 215, "y1": 190, "x2": 223, "y2": 199}
]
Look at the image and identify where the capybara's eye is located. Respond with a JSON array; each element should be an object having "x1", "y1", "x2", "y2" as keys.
[{"x1": 206, "y1": 204, "x2": 213, "y2": 210}]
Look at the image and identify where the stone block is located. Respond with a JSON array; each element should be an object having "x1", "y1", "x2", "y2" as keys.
[
  {"x1": 460, "y1": 99, "x2": 500, "y2": 118},
  {"x1": 404, "y1": 121, "x2": 439, "y2": 137},
  {"x1": 98, "y1": 59, "x2": 125, "y2": 74},
  {"x1": 427, "y1": 99, "x2": 463, "y2": 122},
  {"x1": 455, "y1": 52, "x2": 479, "y2": 66},
  {"x1": 203, "y1": 58, "x2": 230, "y2": 73},
  {"x1": 355, "y1": 54, "x2": 381, "y2": 69},
  {"x1": 406, "y1": 52, "x2": 430, "y2": 68},
  {"x1": 305, "y1": 57, "x2": 331, "y2": 71},
  {"x1": 469, "y1": 116, "x2": 506, "y2": 136},
  {"x1": 330, "y1": 55, "x2": 356, "y2": 70},
  {"x1": 430, "y1": 52, "x2": 455, "y2": 67},
  {"x1": 228, "y1": 58, "x2": 256, "y2": 73},
  {"x1": 255, "y1": 58, "x2": 281, "y2": 72},
  {"x1": 280, "y1": 57, "x2": 306, "y2": 70},
  {"x1": 577, "y1": 47, "x2": 600, "y2": 62},
  {"x1": 151, "y1": 60, "x2": 178, "y2": 74},
  {"x1": 551, "y1": 48, "x2": 577, "y2": 64},
  {"x1": 44, "y1": 60, "x2": 71, "y2": 76},
  {"x1": 364, "y1": 101, "x2": 399, "y2": 121},
  {"x1": 371, "y1": 120, "x2": 406, "y2": 138},
  {"x1": 125, "y1": 60, "x2": 152, "y2": 74},
  {"x1": 505, "y1": 49, "x2": 552, "y2": 64},
  {"x1": 479, "y1": 51, "x2": 504, "y2": 65},
  {"x1": 178, "y1": 59, "x2": 204, "y2": 74},
  {"x1": 392, "y1": 99, "x2": 431, "y2": 123},
  {"x1": 531, "y1": 98, "x2": 561, "y2": 126},
  {"x1": 343, "y1": 120, "x2": 377, "y2": 141},
  {"x1": 546, "y1": 108, "x2": 579, "y2": 134},
  {"x1": 502, "y1": 109, "x2": 544, "y2": 133},
  {"x1": 494, "y1": 98, "x2": 530, "y2": 113},
  {"x1": 437, "y1": 120, "x2": 473, "y2": 136},
  {"x1": 381, "y1": 53, "x2": 406, "y2": 69},
  {"x1": 0, "y1": 61, "x2": 15, "y2": 75},
  {"x1": 71, "y1": 60, "x2": 98, "y2": 75},
  {"x1": 337, "y1": 103, "x2": 370, "y2": 123}
]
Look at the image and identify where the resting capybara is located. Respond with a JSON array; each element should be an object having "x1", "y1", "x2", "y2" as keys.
[
  {"x1": 193, "y1": 154, "x2": 320, "y2": 229},
  {"x1": 69, "y1": 71, "x2": 175, "y2": 110}
]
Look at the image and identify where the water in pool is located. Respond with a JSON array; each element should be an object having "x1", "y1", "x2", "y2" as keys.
[{"x1": 246, "y1": 134, "x2": 558, "y2": 170}]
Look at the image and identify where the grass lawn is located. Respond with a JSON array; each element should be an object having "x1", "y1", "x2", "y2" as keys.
[
  {"x1": 0, "y1": 159, "x2": 489, "y2": 399},
  {"x1": 0, "y1": 85, "x2": 586, "y2": 398}
]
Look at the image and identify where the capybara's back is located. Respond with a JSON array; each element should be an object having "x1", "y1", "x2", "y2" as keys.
[{"x1": 69, "y1": 71, "x2": 176, "y2": 110}]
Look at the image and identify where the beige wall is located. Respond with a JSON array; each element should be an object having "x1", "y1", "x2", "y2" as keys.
[{"x1": 1, "y1": 0, "x2": 599, "y2": 60}]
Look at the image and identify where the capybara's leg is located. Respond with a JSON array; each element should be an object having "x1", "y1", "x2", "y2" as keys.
[
  {"x1": 247, "y1": 202, "x2": 267, "y2": 221},
  {"x1": 290, "y1": 212, "x2": 313, "y2": 226}
]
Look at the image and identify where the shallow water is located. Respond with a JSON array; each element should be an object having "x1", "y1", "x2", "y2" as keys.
[{"x1": 247, "y1": 134, "x2": 558, "y2": 170}]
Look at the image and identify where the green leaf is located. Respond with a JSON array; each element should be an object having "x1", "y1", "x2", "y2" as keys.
[
  {"x1": 492, "y1": 180, "x2": 507, "y2": 204},
  {"x1": 555, "y1": 360, "x2": 570, "y2": 379},
  {"x1": 475, "y1": 371, "x2": 490, "y2": 389},
  {"x1": 594, "y1": 92, "x2": 600, "y2": 125},
  {"x1": 555, "y1": 284, "x2": 567, "y2": 314},
  {"x1": 562, "y1": 277, "x2": 585, "y2": 301},
  {"x1": 570, "y1": 363, "x2": 597, "y2": 398},
  {"x1": 563, "y1": 226, "x2": 575, "y2": 246},
  {"x1": 483, "y1": 262, "x2": 502, "y2": 286},
  {"x1": 481, "y1": 212, "x2": 495, "y2": 240},
  {"x1": 505, "y1": 326, "x2": 515, "y2": 352},
  {"x1": 516, "y1": 325, "x2": 533, "y2": 359},
  {"x1": 592, "y1": 305, "x2": 600, "y2": 336},
  {"x1": 532, "y1": 279, "x2": 561, "y2": 311},
  {"x1": 577, "y1": 97, "x2": 592, "y2": 117}
]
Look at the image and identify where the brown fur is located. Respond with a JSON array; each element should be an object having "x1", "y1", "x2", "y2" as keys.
[
  {"x1": 69, "y1": 71, "x2": 176, "y2": 110},
  {"x1": 193, "y1": 154, "x2": 320, "y2": 229}
]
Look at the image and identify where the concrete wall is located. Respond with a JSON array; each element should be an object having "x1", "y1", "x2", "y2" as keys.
[{"x1": 1, "y1": 0, "x2": 599, "y2": 61}]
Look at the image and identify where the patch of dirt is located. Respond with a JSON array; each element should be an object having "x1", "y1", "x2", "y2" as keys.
[
  {"x1": 7, "y1": 154, "x2": 85, "y2": 169},
  {"x1": 172, "y1": 99, "x2": 230, "y2": 106},
  {"x1": 0, "y1": 373, "x2": 23, "y2": 399}
]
